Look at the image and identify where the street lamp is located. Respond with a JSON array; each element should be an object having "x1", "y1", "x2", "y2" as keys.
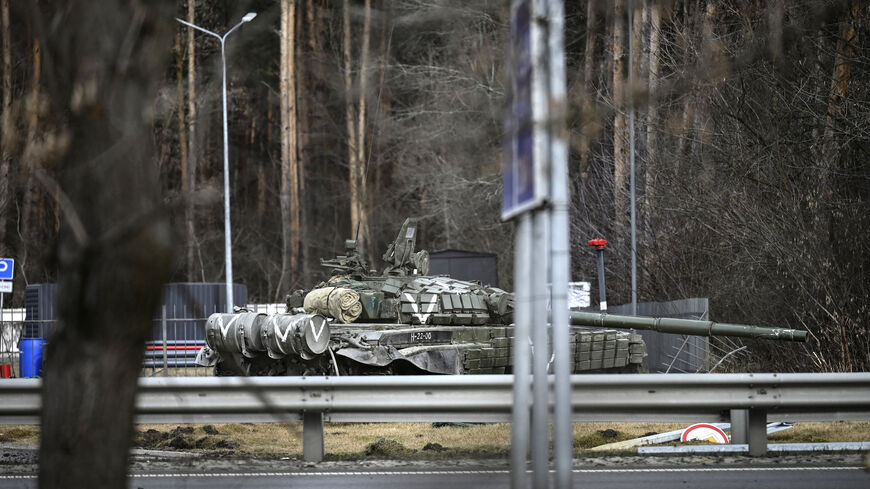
[{"x1": 176, "y1": 12, "x2": 257, "y2": 313}]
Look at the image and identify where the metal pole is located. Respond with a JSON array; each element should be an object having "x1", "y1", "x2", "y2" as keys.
[
  {"x1": 162, "y1": 305, "x2": 168, "y2": 376},
  {"x1": 176, "y1": 14, "x2": 256, "y2": 314},
  {"x1": 628, "y1": 0, "x2": 638, "y2": 316},
  {"x1": 545, "y1": 0, "x2": 571, "y2": 486},
  {"x1": 597, "y1": 249, "x2": 606, "y2": 310},
  {"x1": 730, "y1": 409, "x2": 748, "y2": 444},
  {"x1": 747, "y1": 408, "x2": 768, "y2": 456},
  {"x1": 303, "y1": 411, "x2": 325, "y2": 462},
  {"x1": 219, "y1": 38, "x2": 234, "y2": 313},
  {"x1": 530, "y1": 0, "x2": 551, "y2": 484},
  {"x1": 588, "y1": 240, "x2": 608, "y2": 311},
  {"x1": 531, "y1": 210, "x2": 550, "y2": 489},
  {"x1": 511, "y1": 214, "x2": 532, "y2": 489}
]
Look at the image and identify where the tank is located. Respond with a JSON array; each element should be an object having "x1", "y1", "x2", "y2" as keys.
[{"x1": 196, "y1": 218, "x2": 807, "y2": 376}]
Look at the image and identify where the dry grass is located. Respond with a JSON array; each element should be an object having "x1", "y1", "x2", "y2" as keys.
[
  {"x1": 0, "y1": 426, "x2": 39, "y2": 445},
  {"x1": 768, "y1": 421, "x2": 870, "y2": 444},
  {"x1": 4, "y1": 422, "x2": 869, "y2": 459},
  {"x1": 139, "y1": 367, "x2": 213, "y2": 377},
  {"x1": 572, "y1": 422, "x2": 687, "y2": 450}
]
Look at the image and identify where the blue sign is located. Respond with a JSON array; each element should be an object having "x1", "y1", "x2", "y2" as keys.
[
  {"x1": 0, "y1": 258, "x2": 13, "y2": 280},
  {"x1": 502, "y1": 0, "x2": 547, "y2": 220}
]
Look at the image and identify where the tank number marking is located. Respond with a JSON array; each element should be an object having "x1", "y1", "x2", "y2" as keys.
[
  {"x1": 410, "y1": 332, "x2": 433, "y2": 342},
  {"x1": 383, "y1": 330, "x2": 452, "y2": 346}
]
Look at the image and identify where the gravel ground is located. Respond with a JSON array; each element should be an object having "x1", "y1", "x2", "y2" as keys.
[{"x1": 1, "y1": 443, "x2": 867, "y2": 476}]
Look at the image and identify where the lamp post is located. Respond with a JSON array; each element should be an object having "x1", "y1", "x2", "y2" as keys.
[{"x1": 176, "y1": 12, "x2": 257, "y2": 313}]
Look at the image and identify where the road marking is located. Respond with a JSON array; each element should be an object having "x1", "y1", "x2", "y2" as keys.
[{"x1": 2, "y1": 466, "x2": 864, "y2": 480}]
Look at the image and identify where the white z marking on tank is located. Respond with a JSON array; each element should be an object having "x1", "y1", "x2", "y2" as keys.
[
  {"x1": 311, "y1": 321, "x2": 325, "y2": 342},
  {"x1": 220, "y1": 315, "x2": 239, "y2": 340}
]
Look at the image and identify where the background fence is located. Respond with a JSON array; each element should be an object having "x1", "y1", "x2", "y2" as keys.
[{"x1": 0, "y1": 303, "x2": 286, "y2": 378}]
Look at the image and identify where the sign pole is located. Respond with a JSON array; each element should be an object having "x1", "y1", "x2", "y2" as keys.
[
  {"x1": 0, "y1": 259, "x2": 14, "y2": 335},
  {"x1": 510, "y1": 214, "x2": 532, "y2": 488},
  {"x1": 505, "y1": 1, "x2": 570, "y2": 486}
]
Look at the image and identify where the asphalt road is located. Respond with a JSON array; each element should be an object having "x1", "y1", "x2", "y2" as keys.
[{"x1": 2, "y1": 466, "x2": 869, "y2": 489}]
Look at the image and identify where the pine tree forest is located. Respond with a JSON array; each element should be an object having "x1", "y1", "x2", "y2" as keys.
[{"x1": 2, "y1": 0, "x2": 869, "y2": 373}]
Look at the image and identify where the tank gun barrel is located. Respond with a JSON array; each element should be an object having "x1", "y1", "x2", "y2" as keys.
[{"x1": 569, "y1": 311, "x2": 807, "y2": 342}]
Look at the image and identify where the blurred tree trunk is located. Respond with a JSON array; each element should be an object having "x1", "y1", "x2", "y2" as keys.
[
  {"x1": 355, "y1": 0, "x2": 372, "y2": 259},
  {"x1": 644, "y1": 0, "x2": 661, "y2": 218},
  {"x1": 345, "y1": 0, "x2": 373, "y2": 256},
  {"x1": 373, "y1": 0, "x2": 393, "y2": 244},
  {"x1": 20, "y1": 28, "x2": 42, "y2": 285},
  {"x1": 820, "y1": 0, "x2": 860, "y2": 371},
  {"x1": 185, "y1": 0, "x2": 198, "y2": 281},
  {"x1": 175, "y1": 26, "x2": 190, "y2": 274},
  {"x1": 278, "y1": 0, "x2": 300, "y2": 299},
  {"x1": 578, "y1": 0, "x2": 602, "y2": 183},
  {"x1": 296, "y1": 0, "x2": 312, "y2": 282},
  {"x1": 31, "y1": 1, "x2": 174, "y2": 488},
  {"x1": 631, "y1": 0, "x2": 647, "y2": 151},
  {"x1": 296, "y1": 0, "x2": 324, "y2": 284},
  {"x1": 344, "y1": 0, "x2": 358, "y2": 240},
  {"x1": 345, "y1": 0, "x2": 367, "y2": 254},
  {"x1": 642, "y1": 0, "x2": 662, "y2": 282},
  {"x1": 612, "y1": 0, "x2": 628, "y2": 226},
  {"x1": 675, "y1": 1, "x2": 695, "y2": 165},
  {"x1": 0, "y1": 0, "x2": 12, "y2": 257}
]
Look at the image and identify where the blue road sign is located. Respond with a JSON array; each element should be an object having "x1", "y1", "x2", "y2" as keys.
[
  {"x1": 502, "y1": 0, "x2": 547, "y2": 220},
  {"x1": 0, "y1": 258, "x2": 13, "y2": 280}
]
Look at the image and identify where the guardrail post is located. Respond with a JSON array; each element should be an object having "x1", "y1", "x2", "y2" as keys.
[
  {"x1": 747, "y1": 408, "x2": 767, "y2": 456},
  {"x1": 730, "y1": 409, "x2": 748, "y2": 444},
  {"x1": 161, "y1": 305, "x2": 168, "y2": 376},
  {"x1": 303, "y1": 411, "x2": 324, "y2": 462}
]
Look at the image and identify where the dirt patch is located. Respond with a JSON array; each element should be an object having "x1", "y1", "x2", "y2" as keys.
[
  {"x1": 422, "y1": 442, "x2": 447, "y2": 452},
  {"x1": 134, "y1": 426, "x2": 240, "y2": 453},
  {"x1": 365, "y1": 438, "x2": 408, "y2": 457},
  {"x1": 575, "y1": 429, "x2": 634, "y2": 450}
]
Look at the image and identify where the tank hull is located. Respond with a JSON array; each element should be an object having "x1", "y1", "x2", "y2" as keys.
[{"x1": 207, "y1": 318, "x2": 647, "y2": 376}]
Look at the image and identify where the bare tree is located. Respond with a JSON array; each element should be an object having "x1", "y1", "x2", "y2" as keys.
[
  {"x1": 612, "y1": 0, "x2": 629, "y2": 227},
  {"x1": 577, "y1": 0, "x2": 603, "y2": 182},
  {"x1": 184, "y1": 0, "x2": 198, "y2": 281},
  {"x1": 27, "y1": 2, "x2": 174, "y2": 488},
  {"x1": 345, "y1": 0, "x2": 373, "y2": 255},
  {"x1": 278, "y1": 0, "x2": 301, "y2": 298},
  {"x1": 0, "y1": 0, "x2": 13, "y2": 257}
]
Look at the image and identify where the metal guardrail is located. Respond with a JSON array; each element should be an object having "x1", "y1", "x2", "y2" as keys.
[{"x1": 2, "y1": 373, "x2": 869, "y2": 461}]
